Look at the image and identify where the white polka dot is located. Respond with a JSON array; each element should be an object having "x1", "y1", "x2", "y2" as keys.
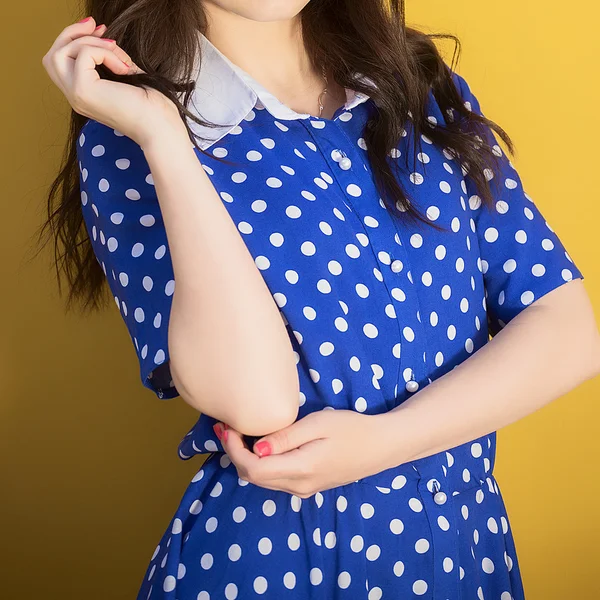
[
  {"x1": 390, "y1": 518, "x2": 404, "y2": 534},
  {"x1": 350, "y1": 534, "x2": 364, "y2": 552},
  {"x1": 360, "y1": 503, "x2": 375, "y2": 519},
  {"x1": 287, "y1": 533, "x2": 300, "y2": 550},
  {"x1": 253, "y1": 575, "x2": 268, "y2": 594},
  {"x1": 258, "y1": 537, "x2": 272, "y2": 555},
  {"x1": 200, "y1": 553, "x2": 213, "y2": 569},
  {"x1": 310, "y1": 567, "x2": 323, "y2": 585},
  {"x1": 521, "y1": 290, "x2": 535, "y2": 305},
  {"x1": 262, "y1": 499, "x2": 276, "y2": 516},
  {"x1": 482, "y1": 557, "x2": 495, "y2": 573},
  {"x1": 409, "y1": 498, "x2": 423, "y2": 512},
  {"x1": 163, "y1": 576, "x2": 176, "y2": 592},
  {"x1": 347, "y1": 184, "x2": 362, "y2": 197},
  {"x1": 484, "y1": 227, "x2": 499, "y2": 242},
  {"x1": 413, "y1": 579, "x2": 428, "y2": 595},
  {"x1": 338, "y1": 571, "x2": 351, "y2": 588},
  {"x1": 363, "y1": 323, "x2": 378, "y2": 338}
]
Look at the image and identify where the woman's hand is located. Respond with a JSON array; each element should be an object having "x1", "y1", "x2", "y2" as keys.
[
  {"x1": 213, "y1": 409, "x2": 398, "y2": 498},
  {"x1": 41, "y1": 15, "x2": 186, "y2": 148}
]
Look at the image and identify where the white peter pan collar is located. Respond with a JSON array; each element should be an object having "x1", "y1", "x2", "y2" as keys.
[{"x1": 183, "y1": 31, "x2": 377, "y2": 150}]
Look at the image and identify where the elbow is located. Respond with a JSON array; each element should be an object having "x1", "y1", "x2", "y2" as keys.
[
  {"x1": 223, "y1": 374, "x2": 301, "y2": 436},
  {"x1": 172, "y1": 362, "x2": 300, "y2": 436},
  {"x1": 226, "y1": 399, "x2": 300, "y2": 437},
  {"x1": 197, "y1": 392, "x2": 299, "y2": 437}
]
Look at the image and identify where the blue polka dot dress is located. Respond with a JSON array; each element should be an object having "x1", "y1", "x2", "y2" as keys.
[{"x1": 76, "y1": 32, "x2": 584, "y2": 600}]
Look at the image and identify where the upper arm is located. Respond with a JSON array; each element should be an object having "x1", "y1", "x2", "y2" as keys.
[
  {"x1": 77, "y1": 120, "x2": 179, "y2": 399},
  {"x1": 451, "y1": 71, "x2": 585, "y2": 337}
]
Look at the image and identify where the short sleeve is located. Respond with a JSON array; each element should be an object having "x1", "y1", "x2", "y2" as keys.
[
  {"x1": 451, "y1": 71, "x2": 585, "y2": 337},
  {"x1": 76, "y1": 119, "x2": 179, "y2": 399}
]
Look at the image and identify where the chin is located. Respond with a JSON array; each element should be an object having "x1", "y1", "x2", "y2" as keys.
[{"x1": 208, "y1": 0, "x2": 312, "y2": 22}]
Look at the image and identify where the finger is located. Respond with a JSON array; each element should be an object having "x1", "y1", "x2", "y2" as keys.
[
  {"x1": 43, "y1": 18, "x2": 99, "y2": 84},
  {"x1": 47, "y1": 37, "x2": 127, "y2": 93},
  {"x1": 59, "y1": 35, "x2": 141, "y2": 74},
  {"x1": 222, "y1": 428, "x2": 261, "y2": 476},
  {"x1": 87, "y1": 29, "x2": 142, "y2": 74},
  {"x1": 253, "y1": 435, "x2": 338, "y2": 486},
  {"x1": 91, "y1": 23, "x2": 107, "y2": 37},
  {"x1": 223, "y1": 426, "x2": 320, "y2": 494},
  {"x1": 49, "y1": 16, "x2": 100, "y2": 54},
  {"x1": 71, "y1": 21, "x2": 134, "y2": 68},
  {"x1": 68, "y1": 44, "x2": 130, "y2": 101},
  {"x1": 103, "y1": 43, "x2": 136, "y2": 71},
  {"x1": 55, "y1": 35, "x2": 121, "y2": 67},
  {"x1": 252, "y1": 410, "x2": 326, "y2": 457},
  {"x1": 250, "y1": 447, "x2": 308, "y2": 479},
  {"x1": 214, "y1": 422, "x2": 250, "y2": 449}
]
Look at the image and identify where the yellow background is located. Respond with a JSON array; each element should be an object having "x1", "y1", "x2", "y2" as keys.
[{"x1": 2, "y1": 1, "x2": 599, "y2": 598}]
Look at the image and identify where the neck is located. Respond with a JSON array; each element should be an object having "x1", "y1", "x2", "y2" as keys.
[{"x1": 202, "y1": 5, "x2": 343, "y2": 117}]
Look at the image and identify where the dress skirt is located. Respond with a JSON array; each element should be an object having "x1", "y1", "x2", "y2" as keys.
[{"x1": 136, "y1": 443, "x2": 526, "y2": 600}]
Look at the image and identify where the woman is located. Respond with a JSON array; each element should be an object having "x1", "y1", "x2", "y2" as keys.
[{"x1": 40, "y1": 1, "x2": 600, "y2": 598}]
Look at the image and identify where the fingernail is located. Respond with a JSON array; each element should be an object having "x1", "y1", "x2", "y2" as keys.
[
  {"x1": 102, "y1": 38, "x2": 116, "y2": 43},
  {"x1": 122, "y1": 60, "x2": 130, "y2": 68},
  {"x1": 78, "y1": 16, "x2": 92, "y2": 23},
  {"x1": 94, "y1": 24, "x2": 105, "y2": 30},
  {"x1": 212, "y1": 423, "x2": 222, "y2": 440},
  {"x1": 255, "y1": 441, "x2": 271, "y2": 457},
  {"x1": 222, "y1": 429, "x2": 229, "y2": 442},
  {"x1": 223, "y1": 423, "x2": 229, "y2": 430}
]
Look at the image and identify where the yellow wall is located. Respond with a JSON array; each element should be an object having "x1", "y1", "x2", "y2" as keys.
[{"x1": 2, "y1": 1, "x2": 598, "y2": 598}]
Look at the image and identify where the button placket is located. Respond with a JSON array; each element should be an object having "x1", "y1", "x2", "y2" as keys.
[
  {"x1": 386, "y1": 221, "x2": 433, "y2": 401},
  {"x1": 415, "y1": 462, "x2": 462, "y2": 599},
  {"x1": 304, "y1": 124, "x2": 411, "y2": 395},
  {"x1": 388, "y1": 243, "x2": 425, "y2": 399}
]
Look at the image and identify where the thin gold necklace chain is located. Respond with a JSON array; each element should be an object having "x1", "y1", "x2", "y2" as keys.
[{"x1": 317, "y1": 65, "x2": 328, "y2": 117}]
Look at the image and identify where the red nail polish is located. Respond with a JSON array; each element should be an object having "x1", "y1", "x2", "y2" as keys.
[
  {"x1": 255, "y1": 441, "x2": 272, "y2": 457},
  {"x1": 212, "y1": 423, "x2": 222, "y2": 440},
  {"x1": 78, "y1": 16, "x2": 92, "y2": 23},
  {"x1": 94, "y1": 24, "x2": 105, "y2": 30},
  {"x1": 222, "y1": 429, "x2": 229, "y2": 442},
  {"x1": 102, "y1": 38, "x2": 116, "y2": 43}
]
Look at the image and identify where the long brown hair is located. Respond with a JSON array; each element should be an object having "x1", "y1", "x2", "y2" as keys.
[{"x1": 35, "y1": 0, "x2": 513, "y2": 315}]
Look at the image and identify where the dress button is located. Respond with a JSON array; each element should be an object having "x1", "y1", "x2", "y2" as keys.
[
  {"x1": 339, "y1": 157, "x2": 352, "y2": 170},
  {"x1": 433, "y1": 491, "x2": 447, "y2": 505},
  {"x1": 331, "y1": 149, "x2": 343, "y2": 162},
  {"x1": 405, "y1": 380, "x2": 419, "y2": 393},
  {"x1": 391, "y1": 259, "x2": 403, "y2": 273}
]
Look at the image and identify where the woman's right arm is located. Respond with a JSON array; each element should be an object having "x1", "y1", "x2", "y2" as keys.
[
  {"x1": 140, "y1": 126, "x2": 301, "y2": 435},
  {"x1": 43, "y1": 16, "x2": 300, "y2": 436}
]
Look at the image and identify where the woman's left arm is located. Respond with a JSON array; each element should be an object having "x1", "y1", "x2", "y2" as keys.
[
  {"x1": 376, "y1": 277, "x2": 600, "y2": 468},
  {"x1": 216, "y1": 278, "x2": 600, "y2": 497},
  {"x1": 382, "y1": 70, "x2": 600, "y2": 466}
]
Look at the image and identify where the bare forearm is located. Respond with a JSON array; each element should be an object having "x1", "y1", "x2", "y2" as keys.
[
  {"x1": 142, "y1": 130, "x2": 299, "y2": 435},
  {"x1": 376, "y1": 280, "x2": 600, "y2": 468}
]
